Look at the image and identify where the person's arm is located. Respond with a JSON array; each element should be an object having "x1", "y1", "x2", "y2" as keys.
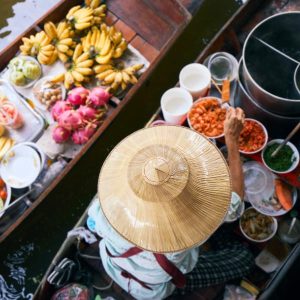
[{"x1": 224, "y1": 107, "x2": 245, "y2": 199}]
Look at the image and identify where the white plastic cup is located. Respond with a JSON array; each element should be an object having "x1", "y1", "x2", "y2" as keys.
[
  {"x1": 179, "y1": 63, "x2": 211, "y2": 99},
  {"x1": 161, "y1": 87, "x2": 193, "y2": 125}
]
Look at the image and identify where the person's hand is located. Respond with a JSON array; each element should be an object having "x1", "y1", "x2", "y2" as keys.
[{"x1": 224, "y1": 107, "x2": 245, "y2": 147}]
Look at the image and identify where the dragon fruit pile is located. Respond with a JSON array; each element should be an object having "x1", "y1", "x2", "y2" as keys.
[{"x1": 51, "y1": 87, "x2": 111, "y2": 145}]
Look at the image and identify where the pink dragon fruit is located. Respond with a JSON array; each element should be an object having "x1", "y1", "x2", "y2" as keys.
[
  {"x1": 67, "y1": 87, "x2": 90, "y2": 106},
  {"x1": 77, "y1": 105, "x2": 98, "y2": 122},
  {"x1": 58, "y1": 110, "x2": 83, "y2": 131},
  {"x1": 89, "y1": 87, "x2": 111, "y2": 107},
  {"x1": 72, "y1": 126, "x2": 96, "y2": 145},
  {"x1": 51, "y1": 101, "x2": 72, "y2": 121},
  {"x1": 52, "y1": 126, "x2": 71, "y2": 143}
]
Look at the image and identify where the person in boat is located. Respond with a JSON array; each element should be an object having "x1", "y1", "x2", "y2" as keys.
[{"x1": 88, "y1": 107, "x2": 254, "y2": 299}]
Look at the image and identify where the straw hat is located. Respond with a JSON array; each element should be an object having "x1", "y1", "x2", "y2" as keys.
[{"x1": 98, "y1": 126, "x2": 232, "y2": 253}]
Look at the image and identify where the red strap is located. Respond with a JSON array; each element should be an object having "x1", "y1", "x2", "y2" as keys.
[
  {"x1": 154, "y1": 253, "x2": 186, "y2": 288},
  {"x1": 106, "y1": 246, "x2": 143, "y2": 258},
  {"x1": 106, "y1": 246, "x2": 186, "y2": 289},
  {"x1": 121, "y1": 271, "x2": 152, "y2": 290}
]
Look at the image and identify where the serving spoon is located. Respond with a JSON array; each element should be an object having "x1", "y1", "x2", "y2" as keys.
[{"x1": 271, "y1": 122, "x2": 300, "y2": 158}]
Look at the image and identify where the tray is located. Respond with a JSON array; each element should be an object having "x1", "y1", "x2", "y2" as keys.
[{"x1": 0, "y1": 79, "x2": 44, "y2": 142}]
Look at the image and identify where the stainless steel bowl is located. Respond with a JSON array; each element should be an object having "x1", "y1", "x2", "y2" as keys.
[{"x1": 243, "y1": 12, "x2": 300, "y2": 116}]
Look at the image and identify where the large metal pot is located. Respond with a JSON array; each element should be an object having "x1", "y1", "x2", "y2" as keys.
[
  {"x1": 237, "y1": 59, "x2": 300, "y2": 146},
  {"x1": 243, "y1": 12, "x2": 300, "y2": 116}
]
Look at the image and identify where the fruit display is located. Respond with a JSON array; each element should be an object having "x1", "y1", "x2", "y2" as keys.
[
  {"x1": 33, "y1": 79, "x2": 65, "y2": 108},
  {"x1": 18, "y1": 2, "x2": 144, "y2": 94},
  {"x1": 188, "y1": 97, "x2": 227, "y2": 138},
  {"x1": 8, "y1": 56, "x2": 41, "y2": 87},
  {"x1": 51, "y1": 86, "x2": 110, "y2": 144},
  {"x1": 94, "y1": 63, "x2": 144, "y2": 92}
]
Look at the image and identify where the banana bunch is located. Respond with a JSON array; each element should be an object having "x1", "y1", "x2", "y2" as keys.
[
  {"x1": 20, "y1": 31, "x2": 57, "y2": 65},
  {"x1": 85, "y1": 0, "x2": 107, "y2": 24},
  {"x1": 82, "y1": 24, "x2": 127, "y2": 65},
  {"x1": 0, "y1": 137, "x2": 14, "y2": 160},
  {"x1": 94, "y1": 63, "x2": 144, "y2": 92},
  {"x1": 52, "y1": 44, "x2": 94, "y2": 89},
  {"x1": 44, "y1": 21, "x2": 75, "y2": 62},
  {"x1": 66, "y1": 5, "x2": 94, "y2": 31}
]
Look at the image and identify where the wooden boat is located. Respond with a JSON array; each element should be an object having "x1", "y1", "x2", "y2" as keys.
[
  {"x1": 0, "y1": 0, "x2": 201, "y2": 241},
  {"x1": 33, "y1": 0, "x2": 300, "y2": 299}
]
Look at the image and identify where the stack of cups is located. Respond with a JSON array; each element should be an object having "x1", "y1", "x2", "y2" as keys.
[{"x1": 160, "y1": 63, "x2": 211, "y2": 125}]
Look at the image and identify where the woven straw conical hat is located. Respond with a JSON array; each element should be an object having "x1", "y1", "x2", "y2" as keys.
[{"x1": 98, "y1": 126, "x2": 232, "y2": 253}]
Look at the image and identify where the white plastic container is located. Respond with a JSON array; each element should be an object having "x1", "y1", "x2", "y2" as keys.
[
  {"x1": 161, "y1": 87, "x2": 193, "y2": 124},
  {"x1": 179, "y1": 63, "x2": 211, "y2": 99}
]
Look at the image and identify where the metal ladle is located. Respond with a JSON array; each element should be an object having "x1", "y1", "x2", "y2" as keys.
[{"x1": 271, "y1": 122, "x2": 300, "y2": 158}]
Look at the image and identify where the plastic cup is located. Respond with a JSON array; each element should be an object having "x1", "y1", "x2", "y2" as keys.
[
  {"x1": 179, "y1": 63, "x2": 211, "y2": 99},
  {"x1": 206, "y1": 52, "x2": 239, "y2": 85},
  {"x1": 161, "y1": 87, "x2": 193, "y2": 125}
]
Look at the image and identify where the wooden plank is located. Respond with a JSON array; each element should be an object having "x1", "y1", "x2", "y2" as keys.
[
  {"x1": 130, "y1": 35, "x2": 160, "y2": 63},
  {"x1": 107, "y1": 0, "x2": 187, "y2": 50},
  {"x1": 145, "y1": 0, "x2": 191, "y2": 27},
  {"x1": 105, "y1": 11, "x2": 118, "y2": 25},
  {"x1": 114, "y1": 19, "x2": 136, "y2": 43}
]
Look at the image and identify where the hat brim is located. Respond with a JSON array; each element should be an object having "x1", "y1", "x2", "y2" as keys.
[{"x1": 98, "y1": 126, "x2": 232, "y2": 253}]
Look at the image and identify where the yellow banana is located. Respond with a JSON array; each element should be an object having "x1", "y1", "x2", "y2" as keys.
[
  {"x1": 76, "y1": 52, "x2": 90, "y2": 63},
  {"x1": 104, "y1": 71, "x2": 117, "y2": 84},
  {"x1": 59, "y1": 38, "x2": 73, "y2": 46},
  {"x1": 75, "y1": 22, "x2": 92, "y2": 30},
  {"x1": 129, "y1": 75, "x2": 138, "y2": 84},
  {"x1": 121, "y1": 81, "x2": 127, "y2": 90},
  {"x1": 57, "y1": 44, "x2": 69, "y2": 53},
  {"x1": 96, "y1": 69, "x2": 114, "y2": 80},
  {"x1": 121, "y1": 71, "x2": 131, "y2": 84},
  {"x1": 73, "y1": 44, "x2": 83, "y2": 61},
  {"x1": 90, "y1": 0, "x2": 101, "y2": 9},
  {"x1": 94, "y1": 64, "x2": 112, "y2": 74},
  {"x1": 44, "y1": 22, "x2": 57, "y2": 39},
  {"x1": 114, "y1": 71, "x2": 123, "y2": 85},
  {"x1": 77, "y1": 16, "x2": 93, "y2": 24},
  {"x1": 58, "y1": 52, "x2": 69, "y2": 62},
  {"x1": 66, "y1": 5, "x2": 81, "y2": 19},
  {"x1": 76, "y1": 59, "x2": 94, "y2": 68},
  {"x1": 71, "y1": 70, "x2": 85, "y2": 82},
  {"x1": 100, "y1": 37, "x2": 111, "y2": 56},
  {"x1": 51, "y1": 73, "x2": 65, "y2": 83},
  {"x1": 76, "y1": 67, "x2": 93, "y2": 76},
  {"x1": 96, "y1": 49, "x2": 113, "y2": 64},
  {"x1": 57, "y1": 21, "x2": 68, "y2": 37}
]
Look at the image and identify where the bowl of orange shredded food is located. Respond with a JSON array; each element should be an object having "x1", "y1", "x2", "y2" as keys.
[
  {"x1": 187, "y1": 97, "x2": 228, "y2": 139},
  {"x1": 239, "y1": 118, "x2": 268, "y2": 155}
]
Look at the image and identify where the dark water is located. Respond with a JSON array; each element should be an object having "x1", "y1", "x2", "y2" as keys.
[
  {"x1": 0, "y1": 0, "x2": 242, "y2": 297},
  {"x1": 0, "y1": 0, "x2": 60, "y2": 50}
]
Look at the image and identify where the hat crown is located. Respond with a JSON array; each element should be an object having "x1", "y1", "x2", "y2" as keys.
[{"x1": 128, "y1": 145, "x2": 190, "y2": 202}]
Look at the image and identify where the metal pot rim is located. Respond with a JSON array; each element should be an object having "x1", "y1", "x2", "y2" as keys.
[
  {"x1": 238, "y1": 58, "x2": 300, "y2": 120},
  {"x1": 242, "y1": 11, "x2": 300, "y2": 103}
]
